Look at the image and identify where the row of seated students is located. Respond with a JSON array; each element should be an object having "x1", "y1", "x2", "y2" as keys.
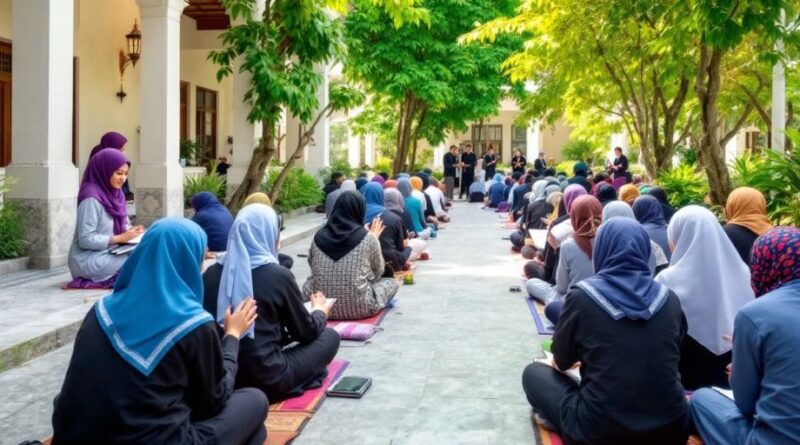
[
  {"x1": 55, "y1": 143, "x2": 444, "y2": 443},
  {"x1": 504, "y1": 165, "x2": 800, "y2": 444}
]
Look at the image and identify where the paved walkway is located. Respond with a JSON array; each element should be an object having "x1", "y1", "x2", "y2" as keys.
[{"x1": 0, "y1": 202, "x2": 542, "y2": 445}]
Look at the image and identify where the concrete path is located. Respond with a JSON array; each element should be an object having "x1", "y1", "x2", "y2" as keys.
[{"x1": 0, "y1": 202, "x2": 542, "y2": 445}]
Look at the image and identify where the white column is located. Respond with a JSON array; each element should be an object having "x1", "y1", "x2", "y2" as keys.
[
  {"x1": 135, "y1": 0, "x2": 186, "y2": 225},
  {"x1": 433, "y1": 142, "x2": 445, "y2": 168},
  {"x1": 227, "y1": 0, "x2": 265, "y2": 196},
  {"x1": 7, "y1": 0, "x2": 78, "y2": 268},
  {"x1": 303, "y1": 65, "x2": 329, "y2": 174},
  {"x1": 347, "y1": 130, "x2": 360, "y2": 167},
  {"x1": 771, "y1": 10, "x2": 786, "y2": 153},
  {"x1": 364, "y1": 134, "x2": 376, "y2": 167},
  {"x1": 527, "y1": 123, "x2": 539, "y2": 161}
]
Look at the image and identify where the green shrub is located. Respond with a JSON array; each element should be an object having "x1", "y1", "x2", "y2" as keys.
[
  {"x1": 317, "y1": 158, "x2": 356, "y2": 184},
  {"x1": 656, "y1": 164, "x2": 709, "y2": 208},
  {"x1": 732, "y1": 146, "x2": 800, "y2": 225},
  {"x1": 0, "y1": 177, "x2": 26, "y2": 259},
  {"x1": 561, "y1": 139, "x2": 595, "y2": 163},
  {"x1": 430, "y1": 170, "x2": 444, "y2": 180},
  {"x1": 373, "y1": 157, "x2": 393, "y2": 174},
  {"x1": 263, "y1": 168, "x2": 324, "y2": 213},
  {"x1": 184, "y1": 172, "x2": 227, "y2": 208},
  {"x1": 556, "y1": 160, "x2": 578, "y2": 176}
]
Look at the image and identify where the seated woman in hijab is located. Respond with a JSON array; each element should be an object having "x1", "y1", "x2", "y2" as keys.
[
  {"x1": 89, "y1": 131, "x2": 133, "y2": 200},
  {"x1": 385, "y1": 188, "x2": 428, "y2": 262},
  {"x1": 603, "y1": 201, "x2": 669, "y2": 274},
  {"x1": 203, "y1": 204, "x2": 339, "y2": 403},
  {"x1": 528, "y1": 196, "x2": 602, "y2": 323},
  {"x1": 723, "y1": 186, "x2": 773, "y2": 264},
  {"x1": 510, "y1": 182, "x2": 559, "y2": 250},
  {"x1": 593, "y1": 182, "x2": 618, "y2": 207},
  {"x1": 632, "y1": 195, "x2": 672, "y2": 261},
  {"x1": 363, "y1": 182, "x2": 413, "y2": 272},
  {"x1": 567, "y1": 161, "x2": 592, "y2": 193},
  {"x1": 324, "y1": 179, "x2": 356, "y2": 217},
  {"x1": 52, "y1": 219, "x2": 267, "y2": 445},
  {"x1": 191, "y1": 191, "x2": 234, "y2": 254},
  {"x1": 67, "y1": 149, "x2": 143, "y2": 289},
  {"x1": 646, "y1": 186, "x2": 676, "y2": 222},
  {"x1": 242, "y1": 192, "x2": 294, "y2": 269},
  {"x1": 691, "y1": 227, "x2": 800, "y2": 445},
  {"x1": 425, "y1": 177, "x2": 450, "y2": 222},
  {"x1": 397, "y1": 178, "x2": 433, "y2": 240},
  {"x1": 619, "y1": 184, "x2": 640, "y2": 206},
  {"x1": 522, "y1": 218, "x2": 690, "y2": 445},
  {"x1": 303, "y1": 191, "x2": 400, "y2": 320},
  {"x1": 468, "y1": 171, "x2": 487, "y2": 203},
  {"x1": 655, "y1": 206, "x2": 754, "y2": 390},
  {"x1": 410, "y1": 176, "x2": 439, "y2": 229},
  {"x1": 487, "y1": 174, "x2": 506, "y2": 208}
]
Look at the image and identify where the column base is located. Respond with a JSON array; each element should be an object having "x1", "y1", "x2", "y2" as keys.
[
  {"x1": 135, "y1": 187, "x2": 184, "y2": 226},
  {"x1": 10, "y1": 197, "x2": 76, "y2": 269}
]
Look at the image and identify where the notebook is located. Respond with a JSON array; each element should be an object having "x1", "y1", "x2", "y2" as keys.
[
  {"x1": 528, "y1": 229, "x2": 548, "y2": 250},
  {"x1": 534, "y1": 351, "x2": 581, "y2": 383},
  {"x1": 303, "y1": 298, "x2": 337, "y2": 313}
]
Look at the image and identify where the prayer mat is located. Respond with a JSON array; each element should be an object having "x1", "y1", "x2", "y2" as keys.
[
  {"x1": 265, "y1": 360, "x2": 350, "y2": 445},
  {"x1": 533, "y1": 420, "x2": 704, "y2": 445},
  {"x1": 526, "y1": 297, "x2": 555, "y2": 336},
  {"x1": 327, "y1": 304, "x2": 393, "y2": 328}
]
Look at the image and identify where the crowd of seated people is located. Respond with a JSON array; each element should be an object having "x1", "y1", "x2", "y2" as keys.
[
  {"x1": 54, "y1": 162, "x2": 451, "y2": 444},
  {"x1": 501, "y1": 156, "x2": 799, "y2": 444}
]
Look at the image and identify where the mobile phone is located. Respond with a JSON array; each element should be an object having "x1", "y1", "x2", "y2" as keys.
[
  {"x1": 509, "y1": 285, "x2": 522, "y2": 293},
  {"x1": 327, "y1": 376, "x2": 372, "y2": 398}
]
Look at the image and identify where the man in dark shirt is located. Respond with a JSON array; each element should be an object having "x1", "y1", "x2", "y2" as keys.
[
  {"x1": 483, "y1": 145, "x2": 497, "y2": 180},
  {"x1": 443, "y1": 145, "x2": 459, "y2": 200},
  {"x1": 459, "y1": 145, "x2": 477, "y2": 200},
  {"x1": 511, "y1": 148, "x2": 527, "y2": 174},
  {"x1": 216, "y1": 156, "x2": 231, "y2": 176},
  {"x1": 534, "y1": 152, "x2": 547, "y2": 175}
]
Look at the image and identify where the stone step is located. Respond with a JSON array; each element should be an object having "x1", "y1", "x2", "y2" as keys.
[{"x1": 0, "y1": 211, "x2": 325, "y2": 373}]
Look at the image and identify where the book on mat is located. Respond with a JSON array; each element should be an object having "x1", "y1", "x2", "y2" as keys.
[
  {"x1": 534, "y1": 351, "x2": 581, "y2": 383},
  {"x1": 109, "y1": 232, "x2": 146, "y2": 255},
  {"x1": 327, "y1": 376, "x2": 372, "y2": 398},
  {"x1": 303, "y1": 298, "x2": 337, "y2": 313},
  {"x1": 528, "y1": 229, "x2": 548, "y2": 250}
]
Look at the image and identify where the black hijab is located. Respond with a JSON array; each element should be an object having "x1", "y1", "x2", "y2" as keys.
[
  {"x1": 646, "y1": 186, "x2": 677, "y2": 222},
  {"x1": 595, "y1": 183, "x2": 618, "y2": 206},
  {"x1": 313, "y1": 191, "x2": 368, "y2": 261}
]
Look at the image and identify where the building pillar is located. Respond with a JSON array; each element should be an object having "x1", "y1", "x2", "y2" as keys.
[
  {"x1": 347, "y1": 130, "x2": 360, "y2": 168},
  {"x1": 227, "y1": 0, "x2": 265, "y2": 197},
  {"x1": 433, "y1": 142, "x2": 445, "y2": 168},
  {"x1": 303, "y1": 65, "x2": 329, "y2": 174},
  {"x1": 6, "y1": 0, "x2": 78, "y2": 268},
  {"x1": 364, "y1": 134, "x2": 376, "y2": 167},
  {"x1": 527, "y1": 123, "x2": 540, "y2": 161},
  {"x1": 134, "y1": 0, "x2": 186, "y2": 225}
]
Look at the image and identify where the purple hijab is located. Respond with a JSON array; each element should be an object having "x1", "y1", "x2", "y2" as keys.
[
  {"x1": 79, "y1": 149, "x2": 130, "y2": 235},
  {"x1": 370, "y1": 175, "x2": 386, "y2": 186},
  {"x1": 89, "y1": 132, "x2": 128, "y2": 158},
  {"x1": 563, "y1": 184, "x2": 588, "y2": 214}
]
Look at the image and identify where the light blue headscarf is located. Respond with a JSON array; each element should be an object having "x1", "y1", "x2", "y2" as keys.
[
  {"x1": 492, "y1": 173, "x2": 504, "y2": 184},
  {"x1": 217, "y1": 203, "x2": 280, "y2": 338},
  {"x1": 362, "y1": 182, "x2": 385, "y2": 224},
  {"x1": 94, "y1": 218, "x2": 213, "y2": 376}
]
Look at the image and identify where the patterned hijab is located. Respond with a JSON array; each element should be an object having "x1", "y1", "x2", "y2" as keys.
[
  {"x1": 726, "y1": 187, "x2": 773, "y2": 236},
  {"x1": 570, "y1": 195, "x2": 603, "y2": 258},
  {"x1": 750, "y1": 227, "x2": 800, "y2": 297}
]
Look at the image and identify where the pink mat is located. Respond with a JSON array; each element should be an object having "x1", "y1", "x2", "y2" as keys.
[
  {"x1": 269, "y1": 359, "x2": 350, "y2": 412},
  {"x1": 327, "y1": 307, "x2": 390, "y2": 328}
]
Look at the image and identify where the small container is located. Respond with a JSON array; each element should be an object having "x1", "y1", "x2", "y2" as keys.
[{"x1": 403, "y1": 273, "x2": 415, "y2": 285}]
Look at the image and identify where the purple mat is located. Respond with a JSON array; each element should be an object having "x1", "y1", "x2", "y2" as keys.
[{"x1": 526, "y1": 297, "x2": 555, "y2": 336}]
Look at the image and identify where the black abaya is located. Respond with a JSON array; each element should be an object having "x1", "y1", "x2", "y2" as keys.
[{"x1": 203, "y1": 263, "x2": 340, "y2": 403}]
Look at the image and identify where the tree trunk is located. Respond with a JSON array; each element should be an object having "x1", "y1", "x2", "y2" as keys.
[
  {"x1": 227, "y1": 123, "x2": 277, "y2": 214},
  {"x1": 696, "y1": 45, "x2": 732, "y2": 206},
  {"x1": 407, "y1": 103, "x2": 428, "y2": 171},
  {"x1": 393, "y1": 93, "x2": 417, "y2": 175}
]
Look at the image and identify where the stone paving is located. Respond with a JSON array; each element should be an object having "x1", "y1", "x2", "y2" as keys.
[{"x1": 0, "y1": 202, "x2": 542, "y2": 445}]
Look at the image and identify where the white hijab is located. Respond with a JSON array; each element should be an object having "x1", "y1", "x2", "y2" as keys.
[{"x1": 655, "y1": 206, "x2": 754, "y2": 355}]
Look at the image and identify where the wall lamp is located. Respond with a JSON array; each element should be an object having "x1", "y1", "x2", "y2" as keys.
[{"x1": 116, "y1": 20, "x2": 142, "y2": 103}]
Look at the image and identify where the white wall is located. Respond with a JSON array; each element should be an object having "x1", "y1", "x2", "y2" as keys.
[{"x1": 180, "y1": 49, "x2": 233, "y2": 159}]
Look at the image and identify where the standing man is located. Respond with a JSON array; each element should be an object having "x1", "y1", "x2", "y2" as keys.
[
  {"x1": 511, "y1": 148, "x2": 527, "y2": 175},
  {"x1": 460, "y1": 145, "x2": 477, "y2": 200},
  {"x1": 483, "y1": 145, "x2": 498, "y2": 181},
  {"x1": 534, "y1": 151, "x2": 547, "y2": 176},
  {"x1": 443, "y1": 145, "x2": 459, "y2": 200}
]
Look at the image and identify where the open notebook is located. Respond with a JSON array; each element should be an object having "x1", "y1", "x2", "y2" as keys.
[
  {"x1": 535, "y1": 351, "x2": 581, "y2": 383},
  {"x1": 110, "y1": 232, "x2": 145, "y2": 255}
]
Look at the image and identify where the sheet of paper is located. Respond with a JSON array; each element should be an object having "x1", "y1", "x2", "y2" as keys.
[
  {"x1": 528, "y1": 229, "x2": 548, "y2": 250},
  {"x1": 126, "y1": 233, "x2": 145, "y2": 244},
  {"x1": 534, "y1": 351, "x2": 581, "y2": 383},
  {"x1": 303, "y1": 298, "x2": 337, "y2": 313},
  {"x1": 712, "y1": 386, "x2": 735, "y2": 401}
]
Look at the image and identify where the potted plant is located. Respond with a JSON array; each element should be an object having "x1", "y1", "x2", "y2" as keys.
[{"x1": 179, "y1": 139, "x2": 197, "y2": 167}]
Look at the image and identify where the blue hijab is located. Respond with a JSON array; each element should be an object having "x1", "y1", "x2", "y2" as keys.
[
  {"x1": 217, "y1": 204, "x2": 280, "y2": 338},
  {"x1": 94, "y1": 218, "x2": 213, "y2": 376},
  {"x1": 355, "y1": 177, "x2": 368, "y2": 190},
  {"x1": 397, "y1": 178, "x2": 425, "y2": 232},
  {"x1": 577, "y1": 218, "x2": 669, "y2": 320},
  {"x1": 191, "y1": 191, "x2": 234, "y2": 252},
  {"x1": 362, "y1": 182, "x2": 385, "y2": 224},
  {"x1": 632, "y1": 195, "x2": 671, "y2": 260}
]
